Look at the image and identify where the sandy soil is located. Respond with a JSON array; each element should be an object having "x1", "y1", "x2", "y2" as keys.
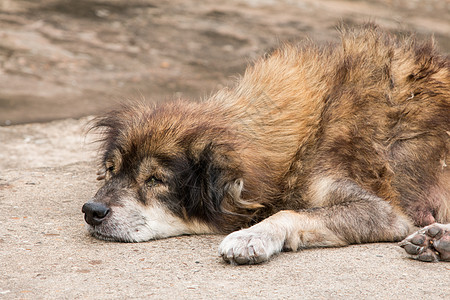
[{"x1": 1, "y1": 0, "x2": 450, "y2": 299}]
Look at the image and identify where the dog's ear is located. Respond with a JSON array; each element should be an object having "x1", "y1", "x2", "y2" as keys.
[{"x1": 180, "y1": 142, "x2": 261, "y2": 229}]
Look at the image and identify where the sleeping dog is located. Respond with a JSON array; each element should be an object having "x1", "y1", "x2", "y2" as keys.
[{"x1": 82, "y1": 24, "x2": 450, "y2": 264}]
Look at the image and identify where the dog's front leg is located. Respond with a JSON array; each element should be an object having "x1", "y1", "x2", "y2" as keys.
[
  {"x1": 219, "y1": 209, "x2": 353, "y2": 264},
  {"x1": 219, "y1": 210, "x2": 346, "y2": 265},
  {"x1": 219, "y1": 178, "x2": 413, "y2": 265}
]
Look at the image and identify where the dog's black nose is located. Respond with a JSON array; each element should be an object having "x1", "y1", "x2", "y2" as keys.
[{"x1": 82, "y1": 202, "x2": 110, "y2": 226}]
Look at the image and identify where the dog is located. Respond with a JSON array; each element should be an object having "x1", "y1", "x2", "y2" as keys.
[{"x1": 82, "y1": 24, "x2": 450, "y2": 264}]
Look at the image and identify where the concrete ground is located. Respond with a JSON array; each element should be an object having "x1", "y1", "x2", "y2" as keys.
[{"x1": 1, "y1": 118, "x2": 449, "y2": 299}]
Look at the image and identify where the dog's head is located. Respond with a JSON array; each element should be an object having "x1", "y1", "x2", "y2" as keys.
[{"x1": 83, "y1": 103, "x2": 263, "y2": 242}]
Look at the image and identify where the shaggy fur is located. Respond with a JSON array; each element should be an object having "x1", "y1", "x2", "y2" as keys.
[{"x1": 83, "y1": 24, "x2": 450, "y2": 264}]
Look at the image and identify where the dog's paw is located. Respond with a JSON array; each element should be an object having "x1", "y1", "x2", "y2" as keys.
[
  {"x1": 399, "y1": 223, "x2": 450, "y2": 262},
  {"x1": 218, "y1": 229, "x2": 284, "y2": 265}
]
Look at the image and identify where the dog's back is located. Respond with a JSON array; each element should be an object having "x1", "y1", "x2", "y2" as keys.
[{"x1": 211, "y1": 24, "x2": 450, "y2": 226}]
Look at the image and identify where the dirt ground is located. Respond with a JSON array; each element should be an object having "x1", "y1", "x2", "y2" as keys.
[{"x1": 1, "y1": 0, "x2": 450, "y2": 299}]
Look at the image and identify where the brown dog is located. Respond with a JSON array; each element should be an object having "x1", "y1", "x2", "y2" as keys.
[{"x1": 82, "y1": 24, "x2": 450, "y2": 264}]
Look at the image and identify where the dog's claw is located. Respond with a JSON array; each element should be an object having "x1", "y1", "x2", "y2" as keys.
[{"x1": 402, "y1": 244, "x2": 423, "y2": 255}]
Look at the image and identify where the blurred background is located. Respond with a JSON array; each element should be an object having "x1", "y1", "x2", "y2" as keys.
[{"x1": 0, "y1": 0, "x2": 449, "y2": 126}]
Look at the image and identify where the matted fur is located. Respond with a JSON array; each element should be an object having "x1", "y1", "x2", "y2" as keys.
[{"x1": 84, "y1": 24, "x2": 450, "y2": 264}]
